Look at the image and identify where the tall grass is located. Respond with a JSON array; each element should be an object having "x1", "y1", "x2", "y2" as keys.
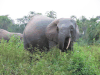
[{"x1": 0, "y1": 36, "x2": 100, "y2": 74}]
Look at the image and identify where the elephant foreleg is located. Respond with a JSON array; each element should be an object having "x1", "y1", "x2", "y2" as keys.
[{"x1": 49, "y1": 41, "x2": 57, "y2": 49}]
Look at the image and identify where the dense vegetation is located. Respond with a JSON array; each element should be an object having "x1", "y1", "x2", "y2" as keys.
[
  {"x1": 0, "y1": 37, "x2": 100, "y2": 74},
  {"x1": 0, "y1": 11, "x2": 100, "y2": 74}
]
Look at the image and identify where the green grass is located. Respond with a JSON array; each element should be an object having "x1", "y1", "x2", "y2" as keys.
[{"x1": 0, "y1": 36, "x2": 100, "y2": 75}]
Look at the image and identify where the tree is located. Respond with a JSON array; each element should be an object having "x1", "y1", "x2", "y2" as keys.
[
  {"x1": 17, "y1": 11, "x2": 42, "y2": 26},
  {"x1": 15, "y1": 11, "x2": 42, "y2": 33},
  {"x1": 70, "y1": 15, "x2": 77, "y2": 20},
  {"x1": 0, "y1": 15, "x2": 14, "y2": 30},
  {"x1": 80, "y1": 16, "x2": 87, "y2": 23},
  {"x1": 96, "y1": 16, "x2": 100, "y2": 19},
  {"x1": 90, "y1": 17, "x2": 98, "y2": 22},
  {"x1": 45, "y1": 10, "x2": 57, "y2": 19}
]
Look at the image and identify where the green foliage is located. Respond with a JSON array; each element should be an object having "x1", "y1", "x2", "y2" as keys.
[
  {"x1": 0, "y1": 37, "x2": 100, "y2": 74},
  {"x1": 17, "y1": 11, "x2": 42, "y2": 26},
  {"x1": 86, "y1": 21, "x2": 100, "y2": 44},
  {"x1": 0, "y1": 15, "x2": 14, "y2": 30},
  {"x1": 0, "y1": 11, "x2": 43, "y2": 34},
  {"x1": 71, "y1": 15, "x2": 77, "y2": 21},
  {"x1": 76, "y1": 16, "x2": 100, "y2": 45},
  {"x1": 67, "y1": 43, "x2": 98, "y2": 75},
  {"x1": 0, "y1": 15, "x2": 24, "y2": 33},
  {"x1": 0, "y1": 36, "x2": 31, "y2": 74},
  {"x1": 9, "y1": 24, "x2": 25, "y2": 33},
  {"x1": 45, "y1": 10, "x2": 57, "y2": 19}
]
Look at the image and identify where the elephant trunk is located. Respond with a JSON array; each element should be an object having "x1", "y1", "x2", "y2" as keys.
[
  {"x1": 58, "y1": 36, "x2": 64, "y2": 50},
  {"x1": 58, "y1": 34, "x2": 71, "y2": 51}
]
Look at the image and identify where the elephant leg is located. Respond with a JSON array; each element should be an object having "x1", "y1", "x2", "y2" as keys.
[
  {"x1": 49, "y1": 41, "x2": 57, "y2": 49},
  {"x1": 24, "y1": 43, "x2": 29, "y2": 50},
  {"x1": 24, "y1": 43, "x2": 33, "y2": 53}
]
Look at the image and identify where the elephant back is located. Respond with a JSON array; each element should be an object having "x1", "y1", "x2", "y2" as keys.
[
  {"x1": 23, "y1": 15, "x2": 54, "y2": 52},
  {"x1": 23, "y1": 15, "x2": 54, "y2": 42}
]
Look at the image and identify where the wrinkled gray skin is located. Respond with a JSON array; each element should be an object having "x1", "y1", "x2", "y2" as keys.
[
  {"x1": 23, "y1": 15, "x2": 79, "y2": 53},
  {"x1": 0, "y1": 29, "x2": 23, "y2": 42}
]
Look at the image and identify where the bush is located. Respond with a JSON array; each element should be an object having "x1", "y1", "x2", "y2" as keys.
[
  {"x1": 67, "y1": 43, "x2": 98, "y2": 75},
  {"x1": 77, "y1": 17, "x2": 100, "y2": 45},
  {"x1": 0, "y1": 37, "x2": 100, "y2": 74}
]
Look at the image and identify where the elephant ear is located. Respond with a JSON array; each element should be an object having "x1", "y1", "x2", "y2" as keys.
[{"x1": 46, "y1": 19, "x2": 59, "y2": 43}]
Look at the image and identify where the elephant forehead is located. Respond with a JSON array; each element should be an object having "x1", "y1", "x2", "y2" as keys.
[
  {"x1": 61, "y1": 24, "x2": 66, "y2": 27},
  {"x1": 59, "y1": 23, "x2": 72, "y2": 28},
  {"x1": 58, "y1": 24, "x2": 76, "y2": 32},
  {"x1": 59, "y1": 18, "x2": 76, "y2": 24}
]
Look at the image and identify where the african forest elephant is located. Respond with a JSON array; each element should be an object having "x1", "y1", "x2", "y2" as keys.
[
  {"x1": 0, "y1": 29, "x2": 23, "y2": 42},
  {"x1": 23, "y1": 15, "x2": 79, "y2": 53}
]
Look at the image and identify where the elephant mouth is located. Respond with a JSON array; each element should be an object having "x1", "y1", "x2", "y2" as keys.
[{"x1": 64, "y1": 37, "x2": 71, "y2": 50}]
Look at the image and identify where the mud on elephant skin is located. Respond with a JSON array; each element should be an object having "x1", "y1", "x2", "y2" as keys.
[
  {"x1": 23, "y1": 15, "x2": 79, "y2": 53},
  {"x1": 0, "y1": 29, "x2": 23, "y2": 42}
]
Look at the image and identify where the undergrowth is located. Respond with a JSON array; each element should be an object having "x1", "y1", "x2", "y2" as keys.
[{"x1": 0, "y1": 36, "x2": 100, "y2": 75}]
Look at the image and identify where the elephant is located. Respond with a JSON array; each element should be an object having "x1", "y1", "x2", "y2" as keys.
[
  {"x1": 23, "y1": 15, "x2": 79, "y2": 53},
  {"x1": 0, "y1": 29, "x2": 23, "y2": 42}
]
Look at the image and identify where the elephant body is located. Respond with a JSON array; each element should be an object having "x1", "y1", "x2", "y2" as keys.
[
  {"x1": 0, "y1": 29, "x2": 23, "y2": 42},
  {"x1": 23, "y1": 15, "x2": 79, "y2": 53},
  {"x1": 23, "y1": 15, "x2": 54, "y2": 52}
]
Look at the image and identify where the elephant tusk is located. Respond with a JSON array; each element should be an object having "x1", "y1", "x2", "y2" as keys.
[{"x1": 66, "y1": 38, "x2": 71, "y2": 49}]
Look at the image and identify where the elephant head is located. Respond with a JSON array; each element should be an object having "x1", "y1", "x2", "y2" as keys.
[{"x1": 46, "y1": 18, "x2": 79, "y2": 51}]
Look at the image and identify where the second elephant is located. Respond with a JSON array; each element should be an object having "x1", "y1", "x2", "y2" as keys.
[
  {"x1": 23, "y1": 15, "x2": 79, "y2": 53},
  {"x1": 0, "y1": 29, "x2": 23, "y2": 42}
]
